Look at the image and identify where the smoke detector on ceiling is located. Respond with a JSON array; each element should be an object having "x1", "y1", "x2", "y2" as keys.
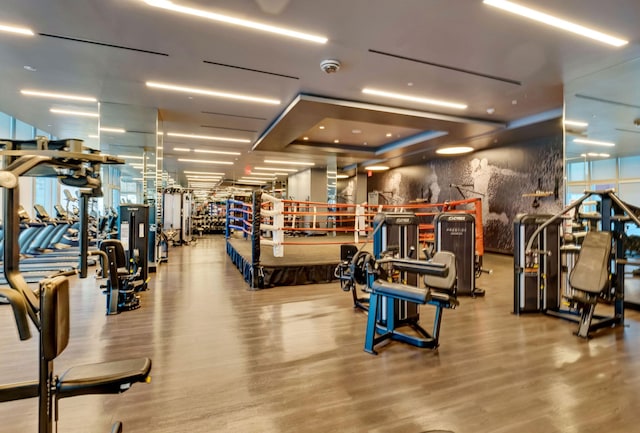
[{"x1": 320, "y1": 59, "x2": 341, "y2": 74}]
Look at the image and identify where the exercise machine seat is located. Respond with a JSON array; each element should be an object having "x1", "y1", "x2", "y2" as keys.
[
  {"x1": 569, "y1": 231, "x2": 612, "y2": 304},
  {"x1": 57, "y1": 358, "x2": 152, "y2": 399},
  {"x1": 371, "y1": 280, "x2": 428, "y2": 304},
  {"x1": 40, "y1": 276, "x2": 151, "y2": 399}
]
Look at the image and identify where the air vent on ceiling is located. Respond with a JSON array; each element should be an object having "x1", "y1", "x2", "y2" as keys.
[
  {"x1": 39, "y1": 33, "x2": 169, "y2": 56},
  {"x1": 368, "y1": 49, "x2": 521, "y2": 86},
  {"x1": 575, "y1": 94, "x2": 640, "y2": 110},
  {"x1": 200, "y1": 125, "x2": 258, "y2": 133},
  {"x1": 201, "y1": 111, "x2": 267, "y2": 121},
  {"x1": 203, "y1": 60, "x2": 299, "y2": 80}
]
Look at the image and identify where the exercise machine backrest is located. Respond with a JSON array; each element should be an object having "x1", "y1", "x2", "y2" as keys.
[
  {"x1": 569, "y1": 231, "x2": 612, "y2": 296},
  {"x1": 424, "y1": 251, "x2": 457, "y2": 294}
]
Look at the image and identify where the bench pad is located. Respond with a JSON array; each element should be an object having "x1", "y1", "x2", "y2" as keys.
[
  {"x1": 57, "y1": 357, "x2": 151, "y2": 399},
  {"x1": 371, "y1": 280, "x2": 428, "y2": 304}
]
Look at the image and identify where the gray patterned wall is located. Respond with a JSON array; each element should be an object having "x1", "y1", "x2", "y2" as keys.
[{"x1": 366, "y1": 134, "x2": 564, "y2": 252}]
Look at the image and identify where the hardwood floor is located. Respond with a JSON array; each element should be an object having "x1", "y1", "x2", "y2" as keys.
[{"x1": 1, "y1": 236, "x2": 640, "y2": 433}]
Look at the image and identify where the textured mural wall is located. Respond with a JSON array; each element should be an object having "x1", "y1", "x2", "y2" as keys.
[{"x1": 367, "y1": 134, "x2": 564, "y2": 252}]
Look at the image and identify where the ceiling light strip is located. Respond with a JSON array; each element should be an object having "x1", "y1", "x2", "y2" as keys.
[
  {"x1": 573, "y1": 138, "x2": 615, "y2": 147},
  {"x1": 21, "y1": 89, "x2": 97, "y2": 102},
  {"x1": 253, "y1": 166, "x2": 297, "y2": 172},
  {"x1": 143, "y1": 0, "x2": 327, "y2": 44},
  {"x1": 184, "y1": 170, "x2": 225, "y2": 175},
  {"x1": 362, "y1": 88, "x2": 467, "y2": 110},
  {"x1": 563, "y1": 119, "x2": 589, "y2": 127},
  {"x1": 167, "y1": 132, "x2": 251, "y2": 143},
  {"x1": 178, "y1": 158, "x2": 234, "y2": 165},
  {"x1": 100, "y1": 127, "x2": 126, "y2": 133},
  {"x1": 147, "y1": 82, "x2": 280, "y2": 105},
  {"x1": 483, "y1": 0, "x2": 628, "y2": 47},
  {"x1": 0, "y1": 23, "x2": 34, "y2": 36},
  {"x1": 50, "y1": 108, "x2": 99, "y2": 117},
  {"x1": 264, "y1": 159, "x2": 314, "y2": 166},
  {"x1": 436, "y1": 146, "x2": 474, "y2": 155},
  {"x1": 194, "y1": 149, "x2": 241, "y2": 155}
]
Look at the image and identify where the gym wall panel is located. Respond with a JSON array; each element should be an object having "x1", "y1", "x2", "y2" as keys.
[{"x1": 367, "y1": 134, "x2": 564, "y2": 253}]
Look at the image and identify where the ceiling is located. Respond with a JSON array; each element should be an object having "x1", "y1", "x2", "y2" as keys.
[{"x1": 1, "y1": 0, "x2": 639, "y2": 189}]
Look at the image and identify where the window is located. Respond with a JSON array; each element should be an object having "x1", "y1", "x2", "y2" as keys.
[
  {"x1": 0, "y1": 111, "x2": 12, "y2": 138},
  {"x1": 34, "y1": 178, "x2": 57, "y2": 215},
  {"x1": 567, "y1": 161, "x2": 586, "y2": 182},
  {"x1": 590, "y1": 158, "x2": 616, "y2": 181},
  {"x1": 619, "y1": 156, "x2": 640, "y2": 179},
  {"x1": 14, "y1": 119, "x2": 34, "y2": 140}
]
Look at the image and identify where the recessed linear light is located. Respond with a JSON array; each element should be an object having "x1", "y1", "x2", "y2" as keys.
[
  {"x1": 143, "y1": 0, "x2": 327, "y2": 44},
  {"x1": 583, "y1": 152, "x2": 610, "y2": 158},
  {"x1": 174, "y1": 147, "x2": 190, "y2": 152},
  {"x1": 253, "y1": 166, "x2": 297, "y2": 172},
  {"x1": 184, "y1": 171, "x2": 226, "y2": 175},
  {"x1": 21, "y1": 89, "x2": 97, "y2": 102},
  {"x1": 573, "y1": 138, "x2": 615, "y2": 147},
  {"x1": 564, "y1": 119, "x2": 589, "y2": 127},
  {"x1": 246, "y1": 174, "x2": 277, "y2": 179},
  {"x1": 167, "y1": 132, "x2": 251, "y2": 143},
  {"x1": 483, "y1": 0, "x2": 628, "y2": 47},
  {"x1": 0, "y1": 23, "x2": 34, "y2": 36},
  {"x1": 336, "y1": 174, "x2": 349, "y2": 179},
  {"x1": 436, "y1": 146, "x2": 474, "y2": 155},
  {"x1": 237, "y1": 180, "x2": 267, "y2": 184},
  {"x1": 147, "y1": 82, "x2": 280, "y2": 105},
  {"x1": 364, "y1": 165, "x2": 389, "y2": 171},
  {"x1": 100, "y1": 127, "x2": 126, "y2": 133},
  {"x1": 178, "y1": 158, "x2": 234, "y2": 165},
  {"x1": 264, "y1": 159, "x2": 315, "y2": 166},
  {"x1": 195, "y1": 149, "x2": 241, "y2": 156},
  {"x1": 362, "y1": 88, "x2": 467, "y2": 110},
  {"x1": 50, "y1": 108, "x2": 99, "y2": 117},
  {"x1": 117, "y1": 155, "x2": 145, "y2": 160},
  {"x1": 88, "y1": 134, "x2": 100, "y2": 139}
]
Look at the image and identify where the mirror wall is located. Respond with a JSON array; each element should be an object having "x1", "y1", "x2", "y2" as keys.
[
  {"x1": 564, "y1": 55, "x2": 640, "y2": 307},
  {"x1": 99, "y1": 102, "x2": 159, "y2": 208},
  {"x1": 564, "y1": 56, "x2": 640, "y2": 206}
]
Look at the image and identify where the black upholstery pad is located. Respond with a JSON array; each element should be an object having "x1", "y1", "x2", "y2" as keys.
[{"x1": 569, "y1": 231, "x2": 612, "y2": 295}]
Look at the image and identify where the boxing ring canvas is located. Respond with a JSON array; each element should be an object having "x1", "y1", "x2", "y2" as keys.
[{"x1": 227, "y1": 234, "x2": 373, "y2": 287}]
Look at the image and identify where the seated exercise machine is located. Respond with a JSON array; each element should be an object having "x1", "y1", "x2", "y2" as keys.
[
  {"x1": 515, "y1": 189, "x2": 640, "y2": 337},
  {"x1": 336, "y1": 212, "x2": 459, "y2": 355},
  {"x1": 100, "y1": 239, "x2": 144, "y2": 315},
  {"x1": 363, "y1": 251, "x2": 459, "y2": 354},
  {"x1": 0, "y1": 137, "x2": 152, "y2": 432}
]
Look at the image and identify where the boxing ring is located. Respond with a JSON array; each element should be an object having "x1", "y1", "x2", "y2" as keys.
[{"x1": 225, "y1": 192, "x2": 483, "y2": 289}]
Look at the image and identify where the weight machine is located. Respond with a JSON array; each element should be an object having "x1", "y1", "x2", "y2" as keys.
[
  {"x1": 514, "y1": 190, "x2": 640, "y2": 337},
  {"x1": 0, "y1": 137, "x2": 152, "y2": 432}
]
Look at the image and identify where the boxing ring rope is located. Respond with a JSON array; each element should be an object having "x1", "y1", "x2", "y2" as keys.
[{"x1": 225, "y1": 193, "x2": 484, "y2": 288}]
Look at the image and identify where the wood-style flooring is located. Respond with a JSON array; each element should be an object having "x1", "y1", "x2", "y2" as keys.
[{"x1": 1, "y1": 236, "x2": 640, "y2": 433}]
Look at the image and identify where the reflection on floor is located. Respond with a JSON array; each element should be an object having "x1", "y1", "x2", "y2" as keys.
[{"x1": 1, "y1": 236, "x2": 640, "y2": 433}]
